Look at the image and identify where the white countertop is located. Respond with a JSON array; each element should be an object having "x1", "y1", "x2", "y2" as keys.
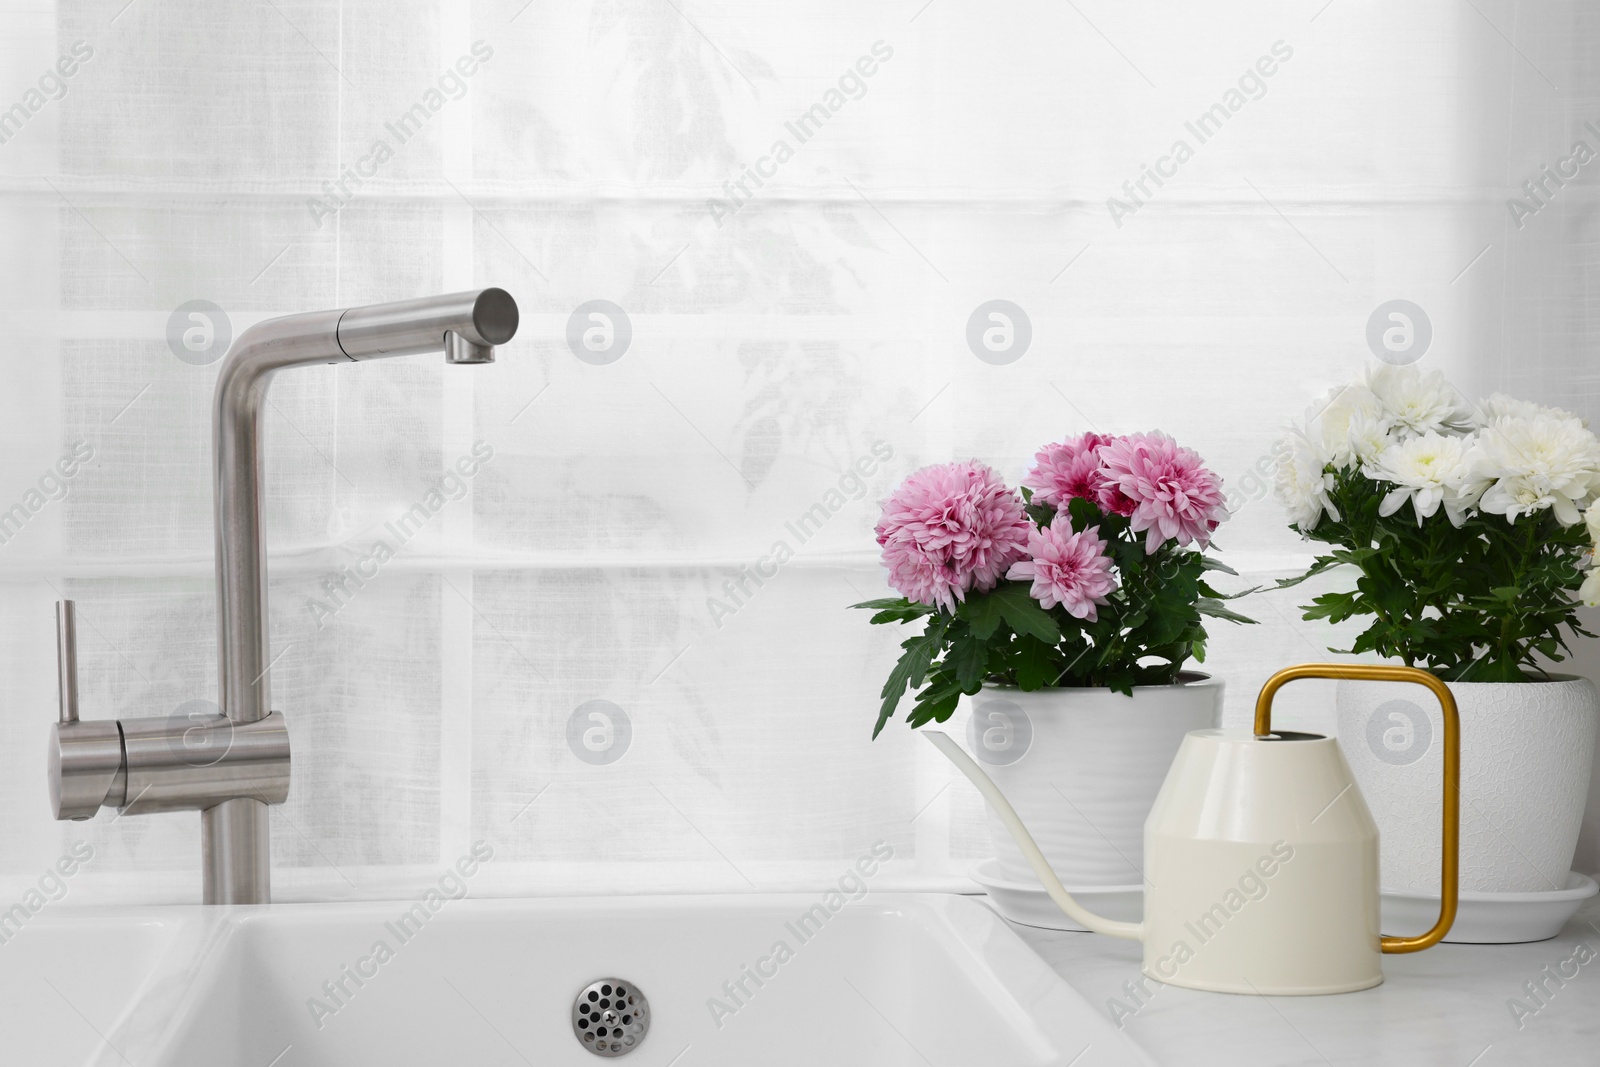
[{"x1": 1009, "y1": 897, "x2": 1600, "y2": 1066}]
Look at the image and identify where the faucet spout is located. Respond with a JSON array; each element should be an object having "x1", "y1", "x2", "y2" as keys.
[
  {"x1": 205, "y1": 288, "x2": 518, "y2": 904},
  {"x1": 334, "y1": 287, "x2": 518, "y2": 363}
]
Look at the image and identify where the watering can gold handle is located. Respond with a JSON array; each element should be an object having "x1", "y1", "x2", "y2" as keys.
[{"x1": 1255, "y1": 663, "x2": 1459, "y2": 953}]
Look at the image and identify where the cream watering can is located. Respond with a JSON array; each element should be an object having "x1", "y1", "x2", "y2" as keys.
[{"x1": 930, "y1": 663, "x2": 1460, "y2": 995}]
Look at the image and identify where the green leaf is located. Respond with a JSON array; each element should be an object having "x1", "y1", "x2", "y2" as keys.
[
  {"x1": 904, "y1": 623, "x2": 948, "y2": 692},
  {"x1": 957, "y1": 590, "x2": 1006, "y2": 640},
  {"x1": 1458, "y1": 656, "x2": 1526, "y2": 683},
  {"x1": 1200, "y1": 556, "x2": 1239, "y2": 576},
  {"x1": 1197, "y1": 579, "x2": 1262, "y2": 601},
  {"x1": 872, "y1": 616, "x2": 950, "y2": 738},
  {"x1": 1273, "y1": 556, "x2": 1343, "y2": 591},
  {"x1": 990, "y1": 582, "x2": 1062, "y2": 643},
  {"x1": 1302, "y1": 590, "x2": 1356, "y2": 622},
  {"x1": 1102, "y1": 668, "x2": 1137, "y2": 697},
  {"x1": 855, "y1": 599, "x2": 934, "y2": 626},
  {"x1": 1015, "y1": 635, "x2": 1059, "y2": 689},
  {"x1": 907, "y1": 685, "x2": 964, "y2": 728},
  {"x1": 950, "y1": 634, "x2": 989, "y2": 691},
  {"x1": 1066, "y1": 496, "x2": 1104, "y2": 531},
  {"x1": 1196, "y1": 598, "x2": 1257, "y2": 625}
]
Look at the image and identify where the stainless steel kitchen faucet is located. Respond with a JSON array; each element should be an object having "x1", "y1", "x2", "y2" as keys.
[{"x1": 47, "y1": 288, "x2": 519, "y2": 904}]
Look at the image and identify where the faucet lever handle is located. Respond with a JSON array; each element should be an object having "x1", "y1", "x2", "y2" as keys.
[{"x1": 56, "y1": 600, "x2": 79, "y2": 724}]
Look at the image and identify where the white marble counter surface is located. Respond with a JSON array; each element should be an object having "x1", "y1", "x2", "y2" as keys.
[{"x1": 1009, "y1": 896, "x2": 1600, "y2": 1066}]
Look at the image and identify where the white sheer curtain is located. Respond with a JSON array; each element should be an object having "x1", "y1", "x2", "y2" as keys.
[{"x1": 1, "y1": 0, "x2": 1597, "y2": 903}]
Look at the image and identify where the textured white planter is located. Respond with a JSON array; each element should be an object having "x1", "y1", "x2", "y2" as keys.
[
  {"x1": 964, "y1": 674, "x2": 1223, "y2": 886},
  {"x1": 1335, "y1": 676, "x2": 1598, "y2": 894}
]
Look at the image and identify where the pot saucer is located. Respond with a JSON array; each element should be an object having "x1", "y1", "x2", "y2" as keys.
[
  {"x1": 1380, "y1": 871, "x2": 1598, "y2": 944},
  {"x1": 970, "y1": 859, "x2": 1142, "y2": 932}
]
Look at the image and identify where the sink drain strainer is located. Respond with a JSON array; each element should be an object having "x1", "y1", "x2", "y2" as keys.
[{"x1": 572, "y1": 978, "x2": 650, "y2": 1057}]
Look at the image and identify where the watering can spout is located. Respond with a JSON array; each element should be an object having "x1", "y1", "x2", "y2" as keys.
[{"x1": 924, "y1": 731, "x2": 1143, "y2": 941}]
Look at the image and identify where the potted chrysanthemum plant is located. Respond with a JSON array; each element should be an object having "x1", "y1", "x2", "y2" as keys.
[
  {"x1": 853, "y1": 432, "x2": 1253, "y2": 888},
  {"x1": 1273, "y1": 364, "x2": 1600, "y2": 907}
]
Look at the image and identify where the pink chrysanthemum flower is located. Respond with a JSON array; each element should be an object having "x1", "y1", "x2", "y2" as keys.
[
  {"x1": 1023, "y1": 432, "x2": 1113, "y2": 509},
  {"x1": 1094, "y1": 476, "x2": 1139, "y2": 518},
  {"x1": 1098, "y1": 432, "x2": 1227, "y2": 554},
  {"x1": 875, "y1": 461, "x2": 1031, "y2": 611},
  {"x1": 1005, "y1": 514, "x2": 1117, "y2": 620}
]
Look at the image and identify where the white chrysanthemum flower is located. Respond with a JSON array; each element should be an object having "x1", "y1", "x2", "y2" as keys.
[
  {"x1": 1345, "y1": 413, "x2": 1396, "y2": 474},
  {"x1": 1304, "y1": 384, "x2": 1384, "y2": 469},
  {"x1": 1581, "y1": 568, "x2": 1600, "y2": 608},
  {"x1": 1587, "y1": 500, "x2": 1600, "y2": 548},
  {"x1": 1371, "y1": 432, "x2": 1482, "y2": 526},
  {"x1": 1274, "y1": 430, "x2": 1340, "y2": 533},
  {"x1": 1473, "y1": 413, "x2": 1600, "y2": 525},
  {"x1": 1474, "y1": 393, "x2": 1581, "y2": 428},
  {"x1": 1365, "y1": 365, "x2": 1473, "y2": 439}
]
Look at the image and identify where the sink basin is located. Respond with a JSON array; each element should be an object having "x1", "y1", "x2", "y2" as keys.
[
  {"x1": 0, "y1": 909, "x2": 190, "y2": 1067},
  {"x1": 11, "y1": 894, "x2": 1150, "y2": 1066}
]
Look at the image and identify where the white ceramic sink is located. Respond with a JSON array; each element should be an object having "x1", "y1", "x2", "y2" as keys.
[
  {"x1": 3, "y1": 894, "x2": 1151, "y2": 1067},
  {"x1": 0, "y1": 910, "x2": 189, "y2": 1067}
]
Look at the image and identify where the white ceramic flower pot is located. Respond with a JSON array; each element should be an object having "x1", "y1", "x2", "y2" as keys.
[
  {"x1": 964, "y1": 674, "x2": 1223, "y2": 886},
  {"x1": 1335, "y1": 676, "x2": 1598, "y2": 893}
]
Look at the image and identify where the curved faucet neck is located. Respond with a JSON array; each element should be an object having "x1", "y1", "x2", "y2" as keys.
[
  {"x1": 204, "y1": 288, "x2": 516, "y2": 905},
  {"x1": 212, "y1": 308, "x2": 347, "y2": 727}
]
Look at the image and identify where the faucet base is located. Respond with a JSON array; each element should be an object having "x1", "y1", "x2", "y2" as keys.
[{"x1": 203, "y1": 798, "x2": 271, "y2": 904}]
